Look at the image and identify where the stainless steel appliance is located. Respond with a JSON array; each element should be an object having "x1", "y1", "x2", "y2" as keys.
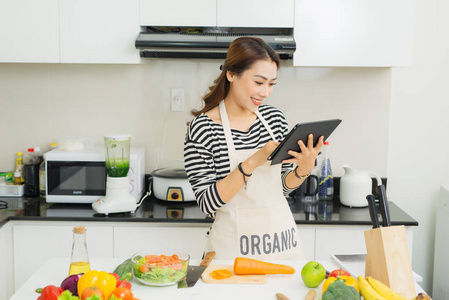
[
  {"x1": 135, "y1": 27, "x2": 295, "y2": 59},
  {"x1": 45, "y1": 146, "x2": 145, "y2": 203}
]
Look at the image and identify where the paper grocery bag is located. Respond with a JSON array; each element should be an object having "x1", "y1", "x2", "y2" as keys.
[{"x1": 364, "y1": 225, "x2": 416, "y2": 298}]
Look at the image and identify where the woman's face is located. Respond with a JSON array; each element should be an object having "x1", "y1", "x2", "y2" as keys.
[{"x1": 227, "y1": 59, "x2": 278, "y2": 113}]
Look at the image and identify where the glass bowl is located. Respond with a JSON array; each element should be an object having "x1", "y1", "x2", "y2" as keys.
[{"x1": 131, "y1": 251, "x2": 190, "y2": 286}]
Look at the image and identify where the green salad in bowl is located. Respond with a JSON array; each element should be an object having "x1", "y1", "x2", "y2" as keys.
[{"x1": 131, "y1": 251, "x2": 189, "y2": 286}]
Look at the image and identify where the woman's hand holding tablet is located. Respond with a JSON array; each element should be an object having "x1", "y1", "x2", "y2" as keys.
[{"x1": 268, "y1": 119, "x2": 342, "y2": 165}]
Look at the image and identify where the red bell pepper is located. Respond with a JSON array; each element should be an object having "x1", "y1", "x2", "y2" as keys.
[{"x1": 37, "y1": 285, "x2": 64, "y2": 300}]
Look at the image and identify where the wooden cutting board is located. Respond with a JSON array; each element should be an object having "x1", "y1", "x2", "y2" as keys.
[{"x1": 201, "y1": 264, "x2": 266, "y2": 284}]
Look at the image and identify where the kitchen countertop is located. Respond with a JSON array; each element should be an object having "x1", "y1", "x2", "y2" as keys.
[
  {"x1": 0, "y1": 194, "x2": 418, "y2": 228},
  {"x1": 10, "y1": 257, "x2": 426, "y2": 300}
]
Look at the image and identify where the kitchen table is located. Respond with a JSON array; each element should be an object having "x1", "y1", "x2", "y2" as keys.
[{"x1": 10, "y1": 257, "x2": 426, "y2": 300}]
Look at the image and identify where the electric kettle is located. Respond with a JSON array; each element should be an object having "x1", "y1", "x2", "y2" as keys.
[{"x1": 339, "y1": 165, "x2": 382, "y2": 207}]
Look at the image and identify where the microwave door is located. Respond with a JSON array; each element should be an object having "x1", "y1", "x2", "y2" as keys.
[{"x1": 46, "y1": 161, "x2": 106, "y2": 203}]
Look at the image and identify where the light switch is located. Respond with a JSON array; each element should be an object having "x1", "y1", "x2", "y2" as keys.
[{"x1": 171, "y1": 88, "x2": 185, "y2": 112}]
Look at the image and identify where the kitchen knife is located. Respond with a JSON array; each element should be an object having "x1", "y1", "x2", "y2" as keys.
[
  {"x1": 178, "y1": 251, "x2": 216, "y2": 288},
  {"x1": 377, "y1": 184, "x2": 391, "y2": 227},
  {"x1": 366, "y1": 194, "x2": 380, "y2": 229}
]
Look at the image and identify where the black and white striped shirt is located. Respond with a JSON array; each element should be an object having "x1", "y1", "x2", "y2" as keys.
[{"x1": 184, "y1": 104, "x2": 295, "y2": 216}]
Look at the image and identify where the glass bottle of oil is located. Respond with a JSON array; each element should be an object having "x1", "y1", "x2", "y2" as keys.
[{"x1": 69, "y1": 226, "x2": 91, "y2": 275}]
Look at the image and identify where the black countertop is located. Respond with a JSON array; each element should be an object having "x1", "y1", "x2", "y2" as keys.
[{"x1": 0, "y1": 194, "x2": 418, "y2": 228}]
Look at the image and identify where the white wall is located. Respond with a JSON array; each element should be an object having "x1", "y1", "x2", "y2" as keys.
[
  {"x1": 388, "y1": 0, "x2": 449, "y2": 294},
  {"x1": 0, "y1": 62, "x2": 391, "y2": 178}
]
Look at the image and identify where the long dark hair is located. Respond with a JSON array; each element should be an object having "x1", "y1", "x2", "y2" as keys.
[{"x1": 191, "y1": 37, "x2": 281, "y2": 117}]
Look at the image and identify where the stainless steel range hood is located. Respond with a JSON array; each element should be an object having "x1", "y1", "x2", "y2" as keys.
[{"x1": 135, "y1": 27, "x2": 295, "y2": 60}]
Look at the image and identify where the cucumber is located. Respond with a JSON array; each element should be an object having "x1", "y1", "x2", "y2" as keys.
[{"x1": 113, "y1": 258, "x2": 133, "y2": 281}]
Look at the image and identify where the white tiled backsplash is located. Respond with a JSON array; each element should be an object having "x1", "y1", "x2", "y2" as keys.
[{"x1": 0, "y1": 60, "x2": 391, "y2": 176}]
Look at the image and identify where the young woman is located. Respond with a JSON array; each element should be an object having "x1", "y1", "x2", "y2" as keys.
[{"x1": 184, "y1": 37, "x2": 324, "y2": 260}]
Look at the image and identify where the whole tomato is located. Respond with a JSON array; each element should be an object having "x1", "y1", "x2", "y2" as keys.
[
  {"x1": 110, "y1": 287, "x2": 133, "y2": 300},
  {"x1": 116, "y1": 280, "x2": 132, "y2": 289},
  {"x1": 328, "y1": 268, "x2": 351, "y2": 278},
  {"x1": 81, "y1": 286, "x2": 105, "y2": 300},
  {"x1": 37, "y1": 285, "x2": 64, "y2": 300}
]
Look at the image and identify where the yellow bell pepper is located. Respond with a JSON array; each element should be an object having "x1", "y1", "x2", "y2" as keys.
[
  {"x1": 322, "y1": 275, "x2": 359, "y2": 294},
  {"x1": 77, "y1": 270, "x2": 117, "y2": 299}
]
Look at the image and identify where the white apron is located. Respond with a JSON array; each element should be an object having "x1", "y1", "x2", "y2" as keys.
[{"x1": 205, "y1": 101, "x2": 304, "y2": 260}]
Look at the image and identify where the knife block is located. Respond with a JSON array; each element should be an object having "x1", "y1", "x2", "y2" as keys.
[{"x1": 364, "y1": 225, "x2": 416, "y2": 298}]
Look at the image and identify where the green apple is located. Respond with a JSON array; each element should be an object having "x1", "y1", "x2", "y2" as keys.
[{"x1": 301, "y1": 261, "x2": 326, "y2": 288}]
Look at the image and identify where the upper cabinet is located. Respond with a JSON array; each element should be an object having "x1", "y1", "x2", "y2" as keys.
[
  {"x1": 0, "y1": 0, "x2": 59, "y2": 63},
  {"x1": 216, "y1": 0, "x2": 294, "y2": 28},
  {"x1": 140, "y1": 0, "x2": 294, "y2": 28},
  {"x1": 59, "y1": 0, "x2": 140, "y2": 64},
  {"x1": 0, "y1": 0, "x2": 413, "y2": 66},
  {"x1": 293, "y1": 0, "x2": 414, "y2": 67},
  {"x1": 140, "y1": 0, "x2": 216, "y2": 27},
  {"x1": 0, "y1": 0, "x2": 140, "y2": 64}
]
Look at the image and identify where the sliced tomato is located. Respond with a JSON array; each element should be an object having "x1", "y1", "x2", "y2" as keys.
[
  {"x1": 142, "y1": 253, "x2": 185, "y2": 270},
  {"x1": 144, "y1": 255, "x2": 161, "y2": 263},
  {"x1": 139, "y1": 265, "x2": 150, "y2": 273}
]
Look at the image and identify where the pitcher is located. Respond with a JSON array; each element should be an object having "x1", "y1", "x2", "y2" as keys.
[{"x1": 340, "y1": 165, "x2": 381, "y2": 207}]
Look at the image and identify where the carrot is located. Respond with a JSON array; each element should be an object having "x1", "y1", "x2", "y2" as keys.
[
  {"x1": 215, "y1": 269, "x2": 233, "y2": 278},
  {"x1": 210, "y1": 269, "x2": 233, "y2": 280},
  {"x1": 210, "y1": 273, "x2": 226, "y2": 280},
  {"x1": 233, "y1": 257, "x2": 296, "y2": 275}
]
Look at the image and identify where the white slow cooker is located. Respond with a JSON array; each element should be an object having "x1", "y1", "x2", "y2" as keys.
[{"x1": 151, "y1": 168, "x2": 196, "y2": 202}]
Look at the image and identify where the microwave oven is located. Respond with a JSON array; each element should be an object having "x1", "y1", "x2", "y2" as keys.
[{"x1": 45, "y1": 146, "x2": 145, "y2": 203}]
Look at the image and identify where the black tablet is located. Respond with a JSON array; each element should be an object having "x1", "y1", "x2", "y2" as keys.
[{"x1": 268, "y1": 119, "x2": 342, "y2": 165}]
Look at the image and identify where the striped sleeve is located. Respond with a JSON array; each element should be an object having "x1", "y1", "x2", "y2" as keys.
[{"x1": 184, "y1": 118, "x2": 226, "y2": 215}]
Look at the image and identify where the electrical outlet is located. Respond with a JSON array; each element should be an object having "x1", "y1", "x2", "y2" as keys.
[{"x1": 171, "y1": 88, "x2": 185, "y2": 112}]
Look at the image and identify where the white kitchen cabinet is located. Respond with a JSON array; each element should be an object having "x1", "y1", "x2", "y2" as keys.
[
  {"x1": 297, "y1": 227, "x2": 315, "y2": 261},
  {"x1": 217, "y1": 0, "x2": 294, "y2": 28},
  {"x1": 0, "y1": 223, "x2": 13, "y2": 300},
  {"x1": 294, "y1": 0, "x2": 414, "y2": 67},
  {"x1": 12, "y1": 222, "x2": 113, "y2": 291},
  {"x1": 0, "y1": 0, "x2": 59, "y2": 63},
  {"x1": 59, "y1": 0, "x2": 141, "y2": 64},
  {"x1": 114, "y1": 223, "x2": 210, "y2": 260},
  {"x1": 139, "y1": 0, "x2": 293, "y2": 28},
  {"x1": 140, "y1": 0, "x2": 216, "y2": 27},
  {"x1": 313, "y1": 226, "x2": 414, "y2": 261}
]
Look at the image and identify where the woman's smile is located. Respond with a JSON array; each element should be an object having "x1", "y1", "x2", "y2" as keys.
[{"x1": 251, "y1": 97, "x2": 263, "y2": 106}]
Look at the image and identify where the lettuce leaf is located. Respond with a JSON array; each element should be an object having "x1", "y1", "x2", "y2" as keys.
[
  {"x1": 58, "y1": 290, "x2": 80, "y2": 300},
  {"x1": 57, "y1": 289, "x2": 103, "y2": 300},
  {"x1": 138, "y1": 267, "x2": 185, "y2": 284},
  {"x1": 86, "y1": 295, "x2": 103, "y2": 300}
]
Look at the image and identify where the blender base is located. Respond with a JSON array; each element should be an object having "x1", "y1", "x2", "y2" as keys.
[{"x1": 92, "y1": 177, "x2": 137, "y2": 215}]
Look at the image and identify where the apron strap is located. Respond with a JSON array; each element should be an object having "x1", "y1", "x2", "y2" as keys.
[
  {"x1": 254, "y1": 110, "x2": 277, "y2": 141},
  {"x1": 219, "y1": 101, "x2": 236, "y2": 153},
  {"x1": 219, "y1": 101, "x2": 278, "y2": 152}
]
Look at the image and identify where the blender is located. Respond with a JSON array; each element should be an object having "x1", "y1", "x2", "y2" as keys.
[{"x1": 92, "y1": 135, "x2": 137, "y2": 215}]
